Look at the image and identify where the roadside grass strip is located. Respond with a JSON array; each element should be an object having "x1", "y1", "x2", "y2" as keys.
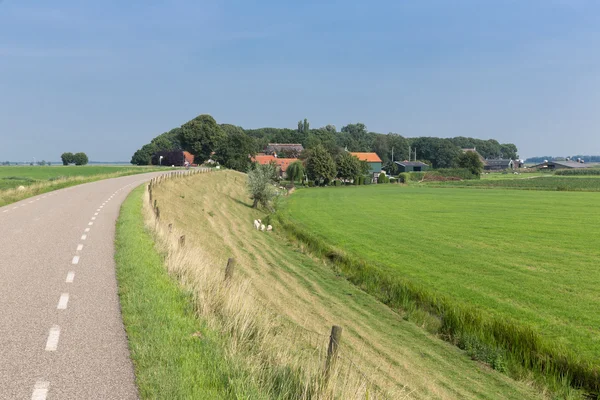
[{"x1": 115, "y1": 186, "x2": 264, "y2": 399}]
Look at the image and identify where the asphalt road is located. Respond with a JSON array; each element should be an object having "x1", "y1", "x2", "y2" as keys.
[{"x1": 0, "y1": 172, "x2": 164, "y2": 400}]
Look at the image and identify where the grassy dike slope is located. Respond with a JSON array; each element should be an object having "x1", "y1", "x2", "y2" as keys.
[
  {"x1": 115, "y1": 185, "x2": 264, "y2": 399},
  {"x1": 141, "y1": 170, "x2": 541, "y2": 399}
]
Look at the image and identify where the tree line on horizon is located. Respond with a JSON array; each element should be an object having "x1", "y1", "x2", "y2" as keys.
[{"x1": 131, "y1": 114, "x2": 519, "y2": 174}]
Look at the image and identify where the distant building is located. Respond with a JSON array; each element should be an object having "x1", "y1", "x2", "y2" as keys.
[
  {"x1": 153, "y1": 151, "x2": 195, "y2": 166},
  {"x1": 394, "y1": 161, "x2": 430, "y2": 173},
  {"x1": 461, "y1": 148, "x2": 520, "y2": 171},
  {"x1": 350, "y1": 152, "x2": 382, "y2": 176},
  {"x1": 251, "y1": 155, "x2": 298, "y2": 177},
  {"x1": 533, "y1": 160, "x2": 592, "y2": 170},
  {"x1": 264, "y1": 143, "x2": 304, "y2": 158}
]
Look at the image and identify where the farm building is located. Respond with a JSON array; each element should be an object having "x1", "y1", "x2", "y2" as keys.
[
  {"x1": 252, "y1": 155, "x2": 298, "y2": 177},
  {"x1": 350, "y1": 152, "x2": 382, "y2": 176},
  {"x1": 533, "y1": 160, "x2": 592, "y2": 170},
  {"x1": 394, "y1": 161, "x2": 430, "y2": 172},
  {"x1": 485, "y1": 159, "x2": 514, "y2": 171},
  {"x1": 264, "y1": 143, "x2": 304, "y2": 158},
  {"x1": 152, "y1": 151, "x2": 195, "y2": 166}
]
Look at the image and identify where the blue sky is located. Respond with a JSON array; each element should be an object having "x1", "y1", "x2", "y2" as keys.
[{"x1": 1, "y1": 0, "x2": 599, "y2": 161}]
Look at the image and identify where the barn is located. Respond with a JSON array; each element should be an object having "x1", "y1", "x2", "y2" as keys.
[{"x1": 394, "y1": 161, "x2": 430, "y2": 172}]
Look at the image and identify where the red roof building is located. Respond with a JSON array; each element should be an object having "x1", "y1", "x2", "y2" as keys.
[{"x1": 252, "y1": 155, "x2": 298, "y2": 175}]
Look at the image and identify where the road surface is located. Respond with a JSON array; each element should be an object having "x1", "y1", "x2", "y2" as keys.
[{"x1": 0, "y1": 172, "x2": 164, "y2": 399}]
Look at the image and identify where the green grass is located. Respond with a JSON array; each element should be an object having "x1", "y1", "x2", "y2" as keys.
[
  {"x1": 115, "y1": 185, "x2": 265, "y2": 399},
  {"x1": 423, "y1": 175, "x2": 600, "y2": 191},
  {"x1": 0, "y1": 165, "x2": 163, "y2": 207},
  {"x1": 280, "y1": 185, "x2": 600, "y2": 395},
  {"x1": 0, "y1": 165, "x2": 159, "y2": 190}
]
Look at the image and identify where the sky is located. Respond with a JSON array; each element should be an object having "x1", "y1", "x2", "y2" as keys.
[{"x1": 1, "y1": 0, "x2": 599, "y2": 162}]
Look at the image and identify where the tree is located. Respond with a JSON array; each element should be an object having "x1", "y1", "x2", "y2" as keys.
[
  {"x1": 336, "y1": 152, "x2": 360, "y2": 180},
  {"x1": 339, "y1": 123, "x2": 373, "y2": 151},
  {"x1": 305, "y1": 144, "x2": 337, "y2": 184},
  {"x1": 457, "y1": 151, "x2": 484, "y2": 176},
  {"x1": 39, "y1": 160, "x2": 46, "y2": 166},
  {"x1": 303, "y1": 118, "x2": 309, "y2": 133},
  {"x1": 73, "y1": 152, "x2": 89, "y2": 166},
  {"x1": 286, "y1": 161, "x2": 305, "y2": 184},
  {"x1": 179, "y1": 114, "x2": 226, "y2": 164},
  {"x1": 500, "y1": 143, "x2": 519, "y2": 160},
  {"x1": 213, "y1": 124, "x2": 257, "y2": 172},
  {"x1": 131, "y1": 144, "x2": 157, "y2": 165},
  {"x1": 61, "y1": 152, "x2": 75, "y2": 165},
  {"x1": 247, "y1": 163, "x2": 278, "y2": 209}
]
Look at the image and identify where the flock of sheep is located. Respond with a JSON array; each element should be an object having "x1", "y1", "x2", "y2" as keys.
[{"x1": 253, "y1": 219, "x2": 272, "y2": 232}]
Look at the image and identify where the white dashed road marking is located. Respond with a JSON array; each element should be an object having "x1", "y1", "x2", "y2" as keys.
[
  {"x1": 88, "y1": 222, "x2": 93, "y2": 226},
  {"x1": 81, "y1": 235, "x2": 87, "y2": 241},
  {"x1": 76, "y1": 244, "x2": 83, "y2": 251},
  {"x1": 57, "y1": 293, "x2": 69, "y2": 310},
  {"x1": 66, "y1": 271, "x2": 75, "y2": 283},
  {"x1": 45, "y1": 326, "x2": 60, "y2": 351},
  {"x1": 31, "y1": 381, "x2": 49, "y2": 400},
  {"x1": 84, "y1": 228, "x2": 90, "y2": 233},
  {"x1": 91, "y1": 217, "x2": 96, "y2": 220},
  {"x1": 72, "y1": 256, "x2": 80, "y2": 265},
  {"x1": 2, "y1": 210, "x2": 8, "y2": 213}
]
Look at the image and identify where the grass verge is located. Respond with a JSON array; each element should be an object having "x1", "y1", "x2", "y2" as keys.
[{"x1": 115, "y1": 185, "x2": 264, "y2": 399}]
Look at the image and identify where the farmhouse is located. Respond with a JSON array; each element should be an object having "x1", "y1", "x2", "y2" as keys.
[
  {"x1": 152, "y1": 151, "x2": 195, "y2": 166},
  {"x1": 252, "y1": 155, "x2": 298, "y2": 177},
  {"x1": 264, "y1": 143, "x2": 304, "y2": 158},
  {"x1": 533, "y1": 160, "x2": 591, "y2": 170},
  {"x1": 462, "y1": 148, "x2": 521, "y2": 171},
  {"x1": 350, "y1": 152, "x2": 382, "y2": 176},
  {"x1": 394, "y1": 161, "x2": 430, "y2": 172}
]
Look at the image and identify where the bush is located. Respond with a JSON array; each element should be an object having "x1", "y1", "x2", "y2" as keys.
[
  {"x1": 555, "y1": 169, "x2": 600, "y2": 176},
  {"x1": 390, "y1": 177, "x2": 397, "y2": 183},
  {"x1": 353, "y1": 176, "x2": 359, "y2": 185},
  {"x1": 364, "y1": 176, "x2": 372, "y2": 185},
  {"x1": 378, "y1": 172, "x2": 386, "y2": 184},
  {"x1": 398, "y1": 173, "x2": 410, "y2": 183},
  {"x1": 433, "y1": 168, "x2": 479, "y2": 180},
  {"x1": 307, "y1": 180, "x2": 315, "y2": 187}
]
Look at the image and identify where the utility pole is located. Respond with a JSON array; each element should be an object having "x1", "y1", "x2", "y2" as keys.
[
  {"x1": 408, "y1": 146, "x2": 411, "y2": 162},
  {"x1": 391, "y1": 147, "x2": 394, "y2": 163}
]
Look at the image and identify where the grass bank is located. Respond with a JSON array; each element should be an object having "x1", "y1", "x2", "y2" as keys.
[
  {"x1": 279, "y1": 185, "x2": 600, "y2": 397},
  {"x1": 0, "y1": 166, "x2": 162, "y2": 207},
  {"x1": 144, "y1": 170, "x2": 543, "y2": 399},
  {"x1": 115, "y1": 185, "x2": 265, "y2": 399}
]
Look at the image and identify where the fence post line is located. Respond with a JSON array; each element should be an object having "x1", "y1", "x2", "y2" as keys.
[
  {"x1": 155, "y1": 206, "x2": 160, "y2": 220},
  {"x1": 325, "y1": 325, "x2": 343, "y2": 380},
  {"x1": 168, "y1": 223, "x2": 173, "y2": 233},
  {"x1": 179, "y1": 235, "x2": 186, "y2": 247},
  {"x1": 224, "y1": 258, "x2": 236, "y2": 282}
]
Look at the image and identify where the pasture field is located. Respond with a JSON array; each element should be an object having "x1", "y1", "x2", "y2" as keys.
[
  {"x1": 0, "y1": 165, "x2": 162, "y2": 207},
  {"x1": 281, "y1": 185, "x2": 600, "y2": 394},
  {"x1": 423, "y1": 175, "x2": 600, "y2": 191},
  {"x1": 142, "y1": 171, "x2": 542, "y2": 399}
]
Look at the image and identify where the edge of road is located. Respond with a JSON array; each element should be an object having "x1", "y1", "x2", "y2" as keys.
[{"x1": 114, "y1": 184, "x2": 262, "y2": 399}]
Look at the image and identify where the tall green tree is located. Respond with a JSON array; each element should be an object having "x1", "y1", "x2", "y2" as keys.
[
  {"x1": 457, "y1": 151, "x2": 485, "y2": 176},
  {"x1": 73, "y1": 152, "x2": 89, "y2": 166},
  {"x1": 61, "y1": 152, "x2": 75, "y2": 165},
  {"x1": 286, "y1": 161, "x2": 305, "y2": 184},
  {"x1": 214, "y1": 124, "x2": 256, "y2": 172},
  {"x1": 179, "y1": 114, "x2": 226, "y2": 164},
  {"x1": 305, "y1": 144, "x2": 337, "y2": 184},
  {"x1": 336, "y1": 152, "x2": 360, "y2": 180}
]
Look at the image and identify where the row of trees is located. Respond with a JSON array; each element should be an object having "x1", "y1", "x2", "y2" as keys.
[
  {"x1": 131, "y1": 114, "x2": 519, "y2": 174},
  {"x1": 61, "y1": 152, "x2": 89, "y2": 166}
]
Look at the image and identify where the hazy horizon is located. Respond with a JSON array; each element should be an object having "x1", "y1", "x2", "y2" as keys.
[{"x1": 1, "y1": 1, "x2": 599, "y2": 161}]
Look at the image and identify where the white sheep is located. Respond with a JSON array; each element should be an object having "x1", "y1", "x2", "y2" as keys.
[
  {"x1": 260, "y1": 224, "x2": 265, "y2": 231},
  {"x1": 253, "y1": 220, "x2": 260, "y2": 230},
  {"x1": 267, "y1": 225, "x2": 273, "y2": 231}
]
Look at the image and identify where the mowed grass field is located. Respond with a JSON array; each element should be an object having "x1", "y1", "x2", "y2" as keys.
[
  {"x1": 0, "y1": 165, "x2": 162, "y2": 207},
  {"x1": 282, "y1": 185, "x2": 600, "y2": 391},
  {"x1": 0, "y1": 165, "x2": 155, "y2": 190},
  {"x1": 424, "y1": 175, "x2": 600, "y2": 191}
]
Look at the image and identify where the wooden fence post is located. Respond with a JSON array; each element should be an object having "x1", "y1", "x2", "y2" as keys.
[
  {"x1": 168, "y1": 223, "x2": 173, "y2": 233},
  {"x1": 179, "y1": 235, "x2": 186, "y2": 247},
  {"x1": 155, "y1": 206, "x2": 160, "y2": 220},
  {"x1": 325, "y1": 325, "x2": 343, "y2": 380},
  {"x1": 224, "y1": 258, "x2": 235, "y2": 282}
]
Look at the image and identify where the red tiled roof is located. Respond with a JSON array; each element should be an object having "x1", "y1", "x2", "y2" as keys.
[
  {"x1": 252, "y1": 155, "x2": 298, "y2": 172},
  {"x1": 350, "y1": 152, "x2": 382, "y2": 163},
  {"x1": 183, "y1": 151, "x2": 195, "y2": 164}
]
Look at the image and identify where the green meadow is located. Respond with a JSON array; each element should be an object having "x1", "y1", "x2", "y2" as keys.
[
  {"x1": 281, "y1": 184, "x2": 600, "y2": 394},
  {"x1": 425, "y1": 175, "x2": 600, "y2": 191}
]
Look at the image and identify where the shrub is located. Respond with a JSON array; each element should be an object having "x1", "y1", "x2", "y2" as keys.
[
  {"x1": 555, "y1": 169, "x2": 600, "y2": 176},
  {"x1": 364, "y1": 177, "x2": 372, "y2": 185},
  {"x1": 307, "y1": 180, "x2": 315, "y2": 187},
  {"x1": 353, "y1": 176, "x2": 359, "y2": 185},
  {"x1": 433, "y1": 168, "x2": 479, "y2": 180},
  {"x1": 398, "y1": 173, "x2": 410, "y2": 183},
  {"x1": 390, "y1": 177, "x2": 397, "y2": 183},
  {"x1": 378, "y1": 172, "x2": 386, "y2": 184}
]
